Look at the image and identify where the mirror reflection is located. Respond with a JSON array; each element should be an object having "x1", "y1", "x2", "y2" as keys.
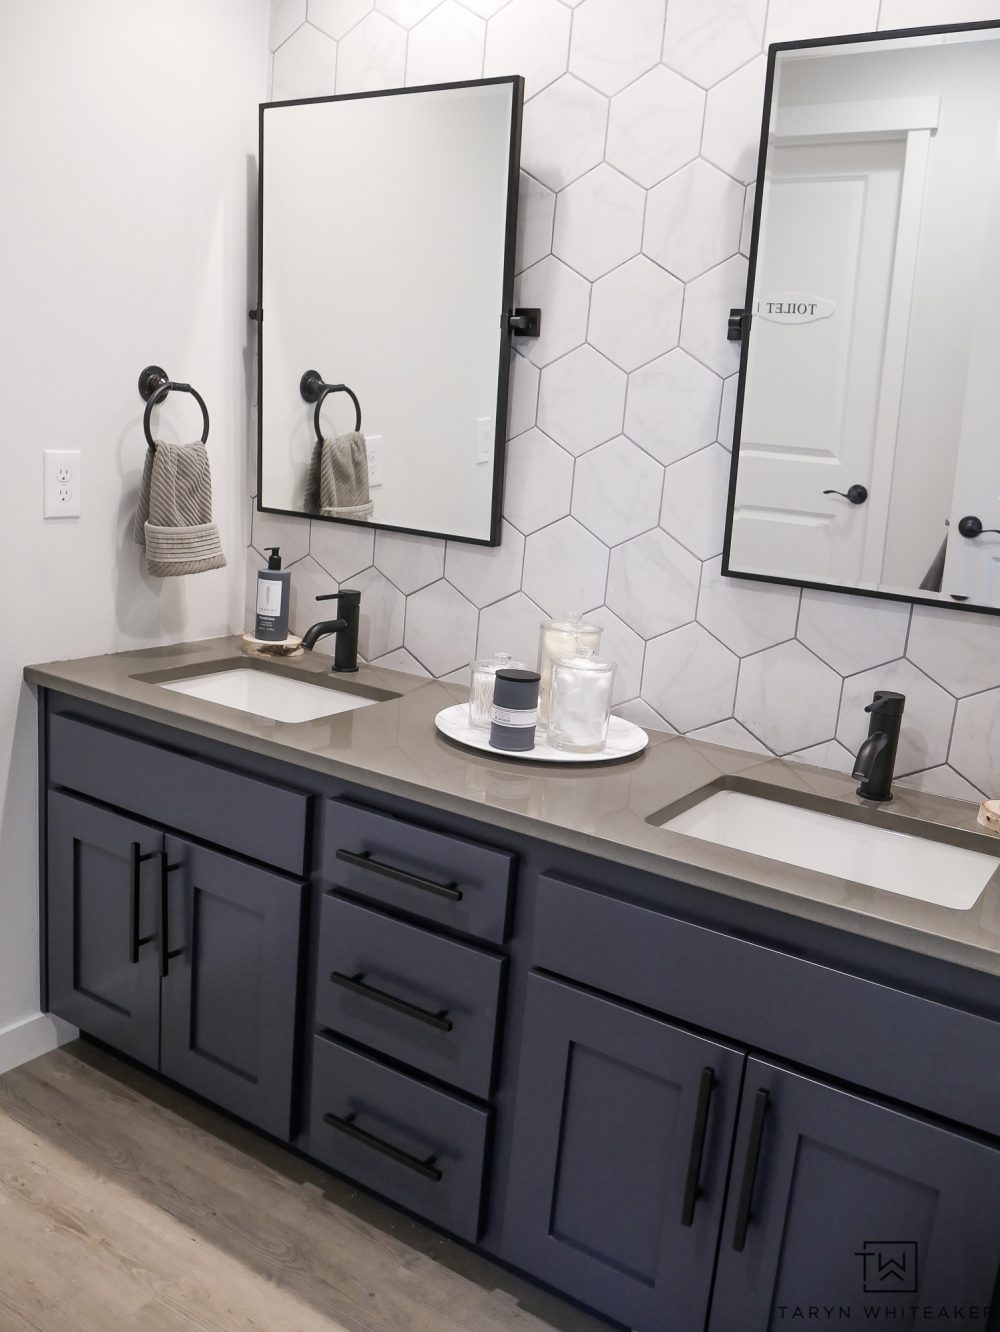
[
  {"x1": 257, "y1": 79, "x2": 521, "y2": 544},
  {"x1": 725, "y1": 25, "x2": 1000, "y2": 609}
]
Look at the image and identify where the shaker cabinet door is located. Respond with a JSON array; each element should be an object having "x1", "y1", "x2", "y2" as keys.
[
  {"x1": 501, "y1": 974, "x2": 744, "y2": 1332},
  {"x1": 46, "y1": 791, "x2": 162, "y2": 1066},
  {"x1": 158, "y1": 836, "x2": 305, "y2": 1139},
  {"x1": 709, "y1": 1058, "x2": 1000, "y2": 1332}
]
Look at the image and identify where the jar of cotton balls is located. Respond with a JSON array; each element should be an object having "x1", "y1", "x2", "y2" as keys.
[{"x1": 547, "y1": 649, "x2": 616, "y2": 754}]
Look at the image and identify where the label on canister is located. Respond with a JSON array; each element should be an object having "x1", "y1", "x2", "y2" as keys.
[{"x1": 491, "y1": 705, "x2": 538, "y2": 728}]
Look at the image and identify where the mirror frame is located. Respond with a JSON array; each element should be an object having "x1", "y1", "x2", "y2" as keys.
[
  {"x1": 721, "y1": 17, "x2": 1000, "y2": 617},
  {"x1": 254, "y1": 76, "x2": 525, "y2": 547}
]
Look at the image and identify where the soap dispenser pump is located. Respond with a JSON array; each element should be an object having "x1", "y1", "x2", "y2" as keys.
[{"x1": 255, "y1": 547, "x2": 291, "y2": 642}]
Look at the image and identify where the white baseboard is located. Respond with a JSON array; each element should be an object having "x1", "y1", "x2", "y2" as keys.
[{"x1": 0, "y1": 1012, "x2": 78, "y2": 1076}]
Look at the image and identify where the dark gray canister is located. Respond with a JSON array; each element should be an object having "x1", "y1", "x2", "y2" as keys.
[{"x1": 490, "y1": 668, "x2": 540, "y2": 752}]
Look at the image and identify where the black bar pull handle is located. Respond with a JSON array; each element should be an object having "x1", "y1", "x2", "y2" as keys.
[
  {"x1": 130, "y1": 841, "x2": 159, "y2": 964},
  {"x1": 335, "y1": 848, "x2": 463, "y2": 902},
  {"x1": 680, "y1": 1066, "x2": 716, "y2": 1227},
  {"x1": 732, "y1": 1088, "x2": 770, "y2": 1252},
  {"x1": 158, "y1": 853, "x2": 183, "y2": 979},
  {"x1": 130, "y1": 842, "x2": 141, "y2": 965},
  {"x1": 323, "y1": 1112, "x2": 442, "y2": 1182},
  {"x1": 331, "y1": 971, "x2": 453, "y2": 1032}
]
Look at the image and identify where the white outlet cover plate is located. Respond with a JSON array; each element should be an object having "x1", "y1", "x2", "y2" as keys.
[{"x1": 43, "y1": 449, "x2": 80, "y2": 518}]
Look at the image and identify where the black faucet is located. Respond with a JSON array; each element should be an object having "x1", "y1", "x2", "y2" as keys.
[
  {"x1": 852, "y1": 690, "x2": 905, "y2": 801},
  {"x1": 300, "y1": 590, "x2": 361, "y2": 673}
]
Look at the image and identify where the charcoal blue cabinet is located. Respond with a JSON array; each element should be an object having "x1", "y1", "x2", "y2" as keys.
[
  {"x1": 159, "y1": 837, "x2": 305, "y2": 1139},
  {"x1": 708, "y1": 1059, "x2": 1000, "y2": 1331},
  {"x1": 46, "y1": 792, "x2": 304, "y2": 1139},
  {"x1": 47, "y1": 792, "x2": 162, "y2": 1066},
  {"x1": 38, "y1": 692, "x2": 1000, "y2": 1331},
  {"x1": 502, "y1": 974, "x2": 745, "y2": 1331}
]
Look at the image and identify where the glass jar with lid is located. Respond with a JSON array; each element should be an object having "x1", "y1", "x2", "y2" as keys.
[
  {"x1": 469, "y1": 651, "x2": 528, "y2": 729},
  {"x1": 536, "y1": 612, "x2": 602, "y2": 726},
  {"x1": 547, "y1": 649, "x2": 616, "y2": 754}
]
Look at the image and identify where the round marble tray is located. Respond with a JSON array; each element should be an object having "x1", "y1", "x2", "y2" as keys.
[{"x1": 434, "y1": 704, "x2": 649, "y2": 764}]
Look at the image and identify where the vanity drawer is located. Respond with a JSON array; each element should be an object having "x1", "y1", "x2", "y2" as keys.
[
  {"x1": 47, "y1": 713, "x2": 308, "y2": 874},
  {"x1": 307, "y1": 1034, "x2": 489, "y2": 1242},
  {"x1": 321, "y1": 798, "x2": 513, "y2": 942},
  {"x1": 533, "y1": 874, "x2": 1000, "y2": 1138},
  {"x1": 316, "y1": 894, "x2": 503, "y2": 1099}
]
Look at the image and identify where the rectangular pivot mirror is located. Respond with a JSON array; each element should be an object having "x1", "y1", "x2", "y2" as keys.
[
  {"x1": 724, "y1": 21, "x2": 1000, "y2": 612},
  {"x1": 256, "y1": 77, "x2": 523, "y2": 545}
]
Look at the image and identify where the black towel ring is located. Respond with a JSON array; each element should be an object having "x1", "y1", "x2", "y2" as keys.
[
  {"x1": 300, "y1": 369, "x2": 362, "y2": 441},
  {"x1": 138, "y1": 364, "x2": 210, "y2": 449}
]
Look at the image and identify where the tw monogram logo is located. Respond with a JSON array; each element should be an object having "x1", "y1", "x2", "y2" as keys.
[{"x1": 855, "y1": 1241, "x2": 919, "y2": 1294}]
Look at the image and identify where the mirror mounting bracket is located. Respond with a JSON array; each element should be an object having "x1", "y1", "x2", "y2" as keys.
[
  {"x1": 728, "y1": 308, "x2": 749, "y2": 341},
  {"x1": 507, "y1": 307, "x2": 541, "y2": 338}
]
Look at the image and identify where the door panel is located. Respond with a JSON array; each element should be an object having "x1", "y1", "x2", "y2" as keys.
[
  {"x1": 734, "y1": 139, "x2": 904, "y2": 583},
  {"x1": 501, "y1": 974, "x2": 744, "y2": 1332},
  {"x1": 709, "y1": 1058, "x2": 1000, "y2": 1331},
  {"x1": 159, "y1": 836, "x2": 305, "y2": 1139},
  {"x1": 47, "y1": 792, "x2": 161, "y2": 1065}
]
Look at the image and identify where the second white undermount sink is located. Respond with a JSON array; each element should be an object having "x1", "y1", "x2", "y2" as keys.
[
  {"x1": 657, "y1": 786, "x2": 999, "y2": 911},
  {"x1": 158, "y1": 667, "x2": 381, "y2": 724}
]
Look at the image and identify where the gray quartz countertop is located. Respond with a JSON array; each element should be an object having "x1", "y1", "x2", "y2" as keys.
[{"x1": 25, "y1": 636, "x2": 1000, "y2": 979}]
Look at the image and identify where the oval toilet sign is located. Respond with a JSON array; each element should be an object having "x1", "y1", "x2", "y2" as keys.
[{"x1": 754, "y1": 293, "x2": 836, "y2": 323}]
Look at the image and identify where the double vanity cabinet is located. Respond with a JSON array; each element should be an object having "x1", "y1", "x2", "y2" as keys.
[{"x1": 28, "y1": 646, "x2": 1000, "y2": 1332}]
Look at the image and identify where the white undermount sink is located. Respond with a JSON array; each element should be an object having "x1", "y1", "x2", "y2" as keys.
[
  {"x1": 157, "y1": 667, "x2": 381, "y2": 724},
  {"x1": 657, "y1": 787, "x2": 999, "y2": 910}
]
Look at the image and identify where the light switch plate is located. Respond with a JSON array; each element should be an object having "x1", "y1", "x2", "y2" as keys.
[{"x1": 43, "y1": 449, "x2": 81, "y2": 518}]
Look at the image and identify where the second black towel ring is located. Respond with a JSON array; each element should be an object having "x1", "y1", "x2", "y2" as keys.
[
  {"x1": 300, "y1": 369, "x2": 362, "y2": 440},
  {"x1": 138, "y1": 365, "x2": 210, "y2": 449}
]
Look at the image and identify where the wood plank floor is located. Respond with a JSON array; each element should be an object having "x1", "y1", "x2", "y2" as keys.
[{"x1": 0, "y1": 1043, "x2": 611, "y2": 1332}]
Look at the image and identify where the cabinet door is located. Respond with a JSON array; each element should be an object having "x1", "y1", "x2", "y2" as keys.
[
  {"x1": 709, "y1": 1058, "x2": 1000, "y2": 1331},
  {"x1": 501, "y1": 974, "x2": 744, "y2": 1332},
  {"x1": 159, "y1": 837, "x2": 305, "y2": 1139},
  {"x1": 47, "y1": 791, "x2": 161, "y2": 1066}
]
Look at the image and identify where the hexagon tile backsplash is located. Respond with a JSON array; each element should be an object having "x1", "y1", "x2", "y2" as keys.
[{"x1": 252, "y1": 0, "x2": 1000, "y2": 802}]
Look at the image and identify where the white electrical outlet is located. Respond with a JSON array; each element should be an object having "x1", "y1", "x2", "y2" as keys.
[
  {"x1": 367, "y1": 435, "x2": 383, "y2": 487},
  {"x1": 476, "y1": 417, "x2": 493, "y2": 464},
  {"x1": 43, "y1": 449, "x2": 81, "y2": 518}
]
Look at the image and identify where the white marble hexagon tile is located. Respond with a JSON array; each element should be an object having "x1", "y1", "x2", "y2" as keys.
[{"x1": 252, "y1": 0, "x2": 1000, "y2": 801}]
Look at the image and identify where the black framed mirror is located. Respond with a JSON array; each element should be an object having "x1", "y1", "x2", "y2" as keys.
[
  {"x1": 255, "y1": 76, "x2": 524, "y2": 546},
  {"x1": 723, "y1": 19, "x2": 1000, "y2": 614}
]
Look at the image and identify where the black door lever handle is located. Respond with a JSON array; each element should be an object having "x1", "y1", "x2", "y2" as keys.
[
  {"x1": 958, "y1": 516, "x2": 1000, "y2": 538},
  {"x1": 823, "y1": 485, "x2": 868, "y2": 505}
]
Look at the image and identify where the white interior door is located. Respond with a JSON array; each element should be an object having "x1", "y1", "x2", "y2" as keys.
[
  {"x1": 731, "y1": 139, "x2": 905, "y2": 583},
  {"x1": 941, "y1": 124, "x2": 1000, "y2": 605}
]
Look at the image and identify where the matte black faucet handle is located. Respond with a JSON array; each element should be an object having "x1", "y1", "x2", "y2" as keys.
[
  {"x1": 865, "y1": 690, "x2": 905, "y2": 717},
  {"x1": 823, "y1": 485, "x2": 868, "y2": 505},
  {"x1": 958, "y1": 516, "x2": 1000, "y2": 539},
  {"x1": 316, "y1": 589, "x2": 361, "y2": 606}
]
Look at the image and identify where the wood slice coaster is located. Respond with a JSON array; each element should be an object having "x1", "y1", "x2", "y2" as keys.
[{"x1": 240, "y1": 632, "x2": 304, "y2": 658}]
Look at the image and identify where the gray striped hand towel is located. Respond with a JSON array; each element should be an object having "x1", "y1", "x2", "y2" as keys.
[
  {"x1": 304, "y1": 431, "x2": 374, "y2": 520},
  {"x1": 133, "y1": 440, "x2": 226, "y2": 577}
]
